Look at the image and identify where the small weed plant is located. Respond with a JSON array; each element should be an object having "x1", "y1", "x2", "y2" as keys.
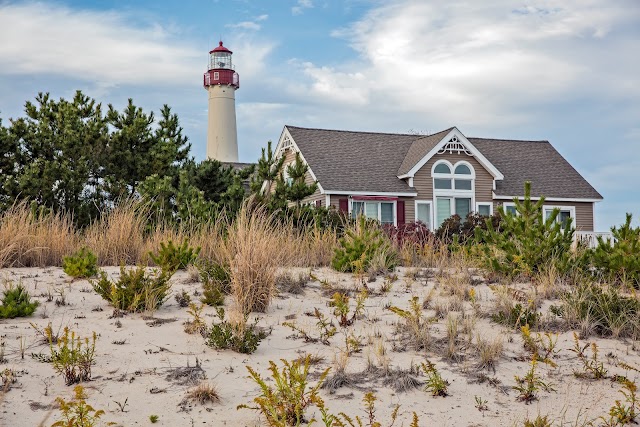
[
  {"x1": 330, "y1": 290, "x2": 367, "y2": 327},
  {"x1": 149, "y1": 239, "x2": 200, "y2": 271},
  {"x1": 283, "y1": 308, "x2": 336, "y2": 345},
  {"x1": 520, "y1": 325, "x2": 558, "y2": 367},
  {"x1": 513, "y1": 358, "x2": 554, "y2": 403},
  {"x1": 184, "y1": 302, "x2": 206, "y2": 335},
  {"x1": 199, "y1": 262, "x2": 231, "y2": 306},
  {"x1": 0, "y1": 283, "x2": 39, "y2": 319},
  {"x1": 92, "y1": 266, "x2": 172, "y2": 312},
  {"x1": 328, "y1": 392, "x2": 419, "y2": 427},
  {"x1": 62, "y1": 248, "x2": 98, "y2": 279},
  {"x1": 387, "y1": 297, "x2": 431, "y2": 350},
  {"x1": 422, "y1": 360, "x2": 449, "y2": 397},
  {"x1": 602, "y1": 379, "x2": 639, "y2": 426},
  {"x1": 522, "y1": 415, "x2": 553, "y2": 427},
  {"x1": 49, "y1": 327, "x2": 97, "y2": 385},
  {"x1": 492, "y1": 298, "x2": 539, "y2": 329},
  {"x1": 206, "y1": 307, "x2": 267, "y2": 354},
  {"x1": 239, "y1": 356, "x2": 330, "y2": 426},
  {"x1": 51, "y1": 385, "x2": 115, "y2": 427},
  {"x1": 570, "y1": 333, "x2": 608, "y2": 380}
]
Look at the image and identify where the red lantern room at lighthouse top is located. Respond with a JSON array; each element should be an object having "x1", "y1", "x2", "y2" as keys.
[{"x1": 203, "y1": 41, "x2": 240, "y2": 89}]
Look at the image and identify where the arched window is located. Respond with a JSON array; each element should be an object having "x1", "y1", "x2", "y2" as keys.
[{"x1": 432, "y1": 160, "x2": 475, "y2": 226}]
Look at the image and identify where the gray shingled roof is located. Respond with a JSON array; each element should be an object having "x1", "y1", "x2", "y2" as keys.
[
  {"x1": 286, "y1": 126, "x2": 417, "y2": 193},
  {"x1": 286, "y1": 125, "x2": 602, "y2": 200},
  {"x1": 397, "y1": 128, "x2": 453, "y2": 176},
  {"x1": 469, "y1": 138, "x2": 602, "y2": 199}
]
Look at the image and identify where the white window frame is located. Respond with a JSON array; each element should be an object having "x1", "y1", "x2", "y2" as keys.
[
  {"x1": 414, "y1": 200, "x2": 433, "y2": 230},
  {"x1": 349, "y1": 199, "x2": 397, "y2": 226},
  {"x1": 475, "y1": 202, "x2": 493, "y2": 216},
  {"x1": 432, "y1": 160, "x2": 475, "y2": 227},
  {"x1": 502, "y1": 202, "x2": 517, "y2": 216},
  {"x1": 543, "y1": 205, "x2": 576, "y2": 229},
  {"x1": 213, "y1": 71, "x2": 219, "y2": 80}
]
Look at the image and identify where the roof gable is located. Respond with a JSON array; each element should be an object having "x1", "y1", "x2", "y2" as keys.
[{"x1": 398, "y1": 127, "x2": 504, "y2": 180}]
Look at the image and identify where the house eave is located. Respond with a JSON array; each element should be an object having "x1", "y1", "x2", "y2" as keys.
[
  {"x1": 324, "y1": 190, "x2": 418, "y2": 197},
  {"x1": 493, "y1": 194, "x2": 602, "y2": 203}
]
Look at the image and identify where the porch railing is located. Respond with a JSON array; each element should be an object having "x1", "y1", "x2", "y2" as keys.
[{"x1": 573, "y1": 231, "x2": 615, "y2": 249}]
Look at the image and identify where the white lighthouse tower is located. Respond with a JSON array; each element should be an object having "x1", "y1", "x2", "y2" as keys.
[{"x1": 203, "y1": 41, "x2": 240, "y2": 162}]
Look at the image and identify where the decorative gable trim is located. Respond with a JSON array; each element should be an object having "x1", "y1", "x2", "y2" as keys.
[
  {"x1": 276, "y1": 126, "x2": 324, "y2": 194},
  {"x1": 397, "y1": 128, "x2": 504, "y2": 180}
]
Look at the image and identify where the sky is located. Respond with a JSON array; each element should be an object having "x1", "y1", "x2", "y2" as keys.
[{"x1": 0, "y1": 0, "x2": 638, "y2": 230}]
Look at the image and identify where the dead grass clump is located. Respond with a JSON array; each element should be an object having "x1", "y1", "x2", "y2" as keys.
[
  {"x1": 183, "y1": 381, "x2": 220, "y2": 405},
  {"x1": 381, "y1": 364, "x2": 423, "y2": 392},
  {"x1": 0, "y1": 202, "x2": 79, "y2": 267},
  {"x1": 475, "y1": 334, "x2": 504, "y2": 372},
  {"x1": 222, "y1": 203, "x2": 287, "y2": 314},
  {"x1": 165, "y1": 359, "x2": 206, "y2": 386},
  {"x1": 84, "y1": 200, "x2": 148, "y2": 265},
  {"x1": 276, "y1": 271, "x2": 311, "y2": 294},
  {"x1": 388, "y1": 297, "x2": 432, "y2": 351}
]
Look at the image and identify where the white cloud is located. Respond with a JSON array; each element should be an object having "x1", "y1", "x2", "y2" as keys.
[
  {"x1": 292, "y1": 0, "x2": 640, "y2": 126},
  {"x1": 226, "y1": 14, "x2": 269, "y2": 31},
  {"x1": 292, "y1": 0, "x2": 314, "y2": 16},
  {"x1": 0, "y1": 2, "x2": 201, "y2": 86}
]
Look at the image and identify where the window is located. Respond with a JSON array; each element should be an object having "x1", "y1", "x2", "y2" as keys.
[
  {"x1": 351, "y1": 201, "x2": 395, "y2": 225},
  {"x1": 544, "y1": 206, "x2": 575, "y2": 229},
  {"x1": 476, "y1": 203, "x2": 493, "y2": 216},
  {"x1": 415, "y1": 201, "x2": 432, "y2": 229},
  {"x1": 432, "y1": 160, "x2": 475, "y2": 227},
  {"x1": 213, "y1": 71, "x2": 219, "y2": 80},
  {"x1": 502, "y1": 202, "x2": 517, "y2": 216},
  {"x1": 283, "y1": 164, "x2": 293, "y2": 186}
]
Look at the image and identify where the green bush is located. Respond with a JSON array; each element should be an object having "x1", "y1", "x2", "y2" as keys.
[
  {"x1": 332, "y1": 216, "x2": 396, "y2": 273},
  {"x1": 492, "y1": 302, "x2": 540, "y2": 329},
  {"x1": 149, "y1": 239, "x2": 201, "y2": 272},
  {"x1": 206, "y1": 307, "x2": 268, "y2": 354},
  {"x1": 63, "y1": 247, "x2": 99, "y2": 278},
  {"x1": 560, "y1": 282, "x2": 640, "y2": 338},
  {"x1": 0, "y1": 283, "x2": 39, "y2": 319},
  {"x1": 199, "y1": 261, "x2": 231, "y2": 306},
  {"x1": 92, "y1": 266, "x2": 172, "y2": 312},
  {"x1": 589, "y1": 213, "x2": 640, "y2": 287},
  {"x1": 475, "y1": 182, "x2": 574, "y2": 279}
]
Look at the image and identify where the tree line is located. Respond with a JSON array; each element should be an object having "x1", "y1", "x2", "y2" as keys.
[{"x1": 0, "y1": 91, "x2": 319, "y2": 228}]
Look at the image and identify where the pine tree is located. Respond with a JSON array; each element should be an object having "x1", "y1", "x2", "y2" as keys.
[
  {"x1": 590, "y1": 213, "x2": 640, "y2": 287},
  {"x1": 284, "y1": 152, "x2": 318, "y2": 206},
  {"x1": 475, "y1": 182, "x2": 574, "y2": 278}
]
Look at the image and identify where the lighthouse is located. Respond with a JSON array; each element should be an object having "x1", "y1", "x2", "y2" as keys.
[{"x1": 203, "y1": 41, "x2": 240, "y2": 162}]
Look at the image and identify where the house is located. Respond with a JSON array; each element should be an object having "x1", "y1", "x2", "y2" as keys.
[{"x1": 273, "y1": 125, "x2": 602, "y2": 231}]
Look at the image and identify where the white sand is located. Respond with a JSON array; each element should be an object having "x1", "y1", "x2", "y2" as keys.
[{"x1": 0, "y1": 266, "x2": 636, "y2": 426}]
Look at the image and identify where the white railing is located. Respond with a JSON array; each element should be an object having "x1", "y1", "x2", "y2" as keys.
[{"x1": 574, "y1": 231, "x2": 615, "y2": 249}]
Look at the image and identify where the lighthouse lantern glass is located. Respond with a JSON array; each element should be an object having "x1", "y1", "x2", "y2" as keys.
[{"x1": 210, "y1": 52, "x2": 232, "y2": 70}]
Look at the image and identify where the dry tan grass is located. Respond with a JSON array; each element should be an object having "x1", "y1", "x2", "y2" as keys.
[
  {"x1": 84, "y1": 200, "x2": 148, "y2": 266},
  {"x1": 0, "y1": 202, "x2": 79, "y2": 267},
  {"x1": 222, "y1": 203, "x2": 288, "y2": 314},
  {"x1": 184, "y1": 381, "x2": 220, "y2": 405}
]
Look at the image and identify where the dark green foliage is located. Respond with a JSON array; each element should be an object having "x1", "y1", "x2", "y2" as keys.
[
  {"x1": 92, "y1": 266, "x2": 172, "y2": 312},
  {"x1": 0, "y1": 284, "x2": 39, "y2": 319},
  {"x1": 475, "y1": 182, "x2": 574, "y2": 279},
  {"x1": 0, "y1": 91, "x2": 194, "y2": 227},
  {"x1": 435, "y1": 212, "x2": 502, "y2": 245},
  {"x1": 492, "y1": 302, "x2": 540, "y2": 329},
  {"x1": 332, "y1": 216, "x2": 395, "y2": 272},
  {"x1": 62, "y1": 247, "x2": 98, "y2": 278},
  {"x1": 590, "y1": 213, "x2": 640, "y2": 287},
  {"x1": 206, "y1": 307, "x2": 268, "y2": 354},
  {"x1": 561, "y1": 282, "x2": 640, "y2": 338},
  {"x1": 149, "y1": 239, "x2": 200, "y2": 272},
  {"x1": 283, "y1": 152, "x2": 318, "y2": 206},
  {"x1": 199, "y1": 262, "x2": 231, "y2": 306},
  {"x1": 250, "y1": 140, "x2": 286, "y2": 211}
]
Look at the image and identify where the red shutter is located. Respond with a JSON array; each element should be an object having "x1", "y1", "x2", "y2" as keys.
[
  {"x1": 315, "y1": 200, "x2": 322, "y2": 208},
  {"x1": 339, "y1": 198, "x2": 348, "y2": 213},
  {"x1": 397, "y1": 200, "x2": 405, "y2": 226}
]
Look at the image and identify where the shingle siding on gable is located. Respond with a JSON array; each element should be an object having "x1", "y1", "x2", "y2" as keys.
[{"x1": 411, "y1": 152, "x2": 493, "y2": 206}]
